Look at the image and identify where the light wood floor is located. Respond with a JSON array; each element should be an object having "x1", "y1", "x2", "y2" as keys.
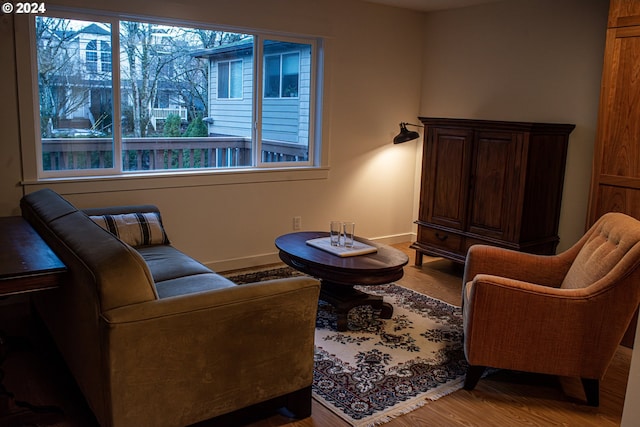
[{"x1": 0, "y1": 243, "x2": 631, "y2": 426}]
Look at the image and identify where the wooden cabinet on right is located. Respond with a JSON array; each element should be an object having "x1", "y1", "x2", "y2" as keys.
[
  {"x1": 588, "y1": 0, "x2": 640, "y2": 347},
  {"x1": 412, "y1": 117, "x2": 574, "y2": 265}
]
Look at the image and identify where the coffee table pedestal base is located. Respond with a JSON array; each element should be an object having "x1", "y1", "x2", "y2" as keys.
[{"x1": 320, "y1": 281, "x2": 393, "y2": 331}]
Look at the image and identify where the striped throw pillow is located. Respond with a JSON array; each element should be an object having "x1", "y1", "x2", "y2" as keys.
[{"x1": 90, "y1": 212, "x2": 170, "y2": 247}]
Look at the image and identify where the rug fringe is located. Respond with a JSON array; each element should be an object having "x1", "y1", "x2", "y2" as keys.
[
  {"x1": 315, "y1": 378, "x2": 466, "y2": 427},
  {"x1": 358, "y1": 398, "x2": 429, "y2": 427},
  {"x1": 425, "y1": 377, "x2": 465, "y2": 401}
]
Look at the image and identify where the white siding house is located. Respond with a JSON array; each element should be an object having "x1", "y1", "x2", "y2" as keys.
[{"x1": 194, "y1": 39, "x2": 312, "y2": 145}]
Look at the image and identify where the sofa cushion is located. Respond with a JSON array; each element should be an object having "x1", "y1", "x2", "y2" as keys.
[
  {"x1": 136, "y1": 245, "x2": 236, "y2": 298},
  {"x1": 90, "y1": 212, "x2": 170, "y2": 247},
  {"x1": 137, "y1": 245, "x2": 212, "y2": 282},
  {"x1": 153, "y1": 273, "x2": 237, "y2": 298}
]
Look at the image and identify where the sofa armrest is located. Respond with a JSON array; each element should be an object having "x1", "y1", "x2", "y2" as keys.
[{"x1": 100, "y1": 276, "x2": 320, "y2": 427}]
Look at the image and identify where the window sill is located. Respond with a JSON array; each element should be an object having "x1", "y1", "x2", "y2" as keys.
[{"x1": 21, "y1": 167, "x2": 329, "y2": 194}]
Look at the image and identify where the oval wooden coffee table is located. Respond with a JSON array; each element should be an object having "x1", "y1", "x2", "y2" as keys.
[{"x1": 275, "y1": 231, "x2": 409, "y2": 331}]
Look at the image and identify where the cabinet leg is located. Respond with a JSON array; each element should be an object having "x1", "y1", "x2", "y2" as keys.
[{"x1": 415, "y1": 251, "x2": 423, "y2": 266}]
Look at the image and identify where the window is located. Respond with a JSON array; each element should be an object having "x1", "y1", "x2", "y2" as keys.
[
  {"x1": 217, "y1": 60, "x2": 243, "y2": 99},
  {"x1": 32, "y1": 12, "x2": 321, "y2": 178},
  {"x1": 264, "y1": 52, "x2": 299, "y2": 98},
  {"x1": 86, "y1": 40, "x2": 98, "y2": 72},
  {"x1": 100, "y1": 41, "x2": 111, "y2": 72}
]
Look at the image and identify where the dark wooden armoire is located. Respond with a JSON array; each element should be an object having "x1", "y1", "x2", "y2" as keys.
[{"x1": 411, "y1": 117, "x2": 574, "y2": 265}]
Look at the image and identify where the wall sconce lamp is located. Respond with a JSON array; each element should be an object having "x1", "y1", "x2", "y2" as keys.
[{"x1": 393, "y1": 122, "x2": 422, "y2": 144}]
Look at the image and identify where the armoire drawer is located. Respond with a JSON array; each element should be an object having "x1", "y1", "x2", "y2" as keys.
[{"x1": 417, "y1": 226, "x2": 462, "y2": 252}]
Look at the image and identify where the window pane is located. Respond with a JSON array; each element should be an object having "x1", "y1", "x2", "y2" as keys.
[
  {"x1": 35, "y1": 17, "x2": 114, "y2": 171},
  {"x1": 217, "y1": 62, "x2": 229, "y2": 99},
  {"x1": 100, "y1": 41, "x2": 111, "y2": 73},
  {"x1": 120, "y1": 22, "x2": 253, "y2": 170},
  {"x1": 281, "y1": 53, "x2": 299, "y2": 98},
  {"x1": 264, "y1": 55, "x2": 280, "y2": 98},
  {"x1": 261, "y1": 40, "x2": 311, "y2": 163},
  {"x1": 86, "y1": 40, "x2": 98, "y2": 72},
  {"x1": 230, "y1": 60, "x2": 243, "y2": 99}
]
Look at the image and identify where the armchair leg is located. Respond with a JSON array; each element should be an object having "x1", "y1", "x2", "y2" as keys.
[
  {"x1": 463, "y1": 365, "x2": 486, "y2": 390},
  {"x1": 581, "y1": 378, "x2": 599, "y2": 407}
]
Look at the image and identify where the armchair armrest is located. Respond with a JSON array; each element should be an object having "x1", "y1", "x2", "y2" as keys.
[
  {"x1": 100, "y1": 276, "x2": 320, "y2": 426},
  {"x1": 463, "y1": 274, "x2": 613, "y2": 379},
  {"x1": 463, "y1": 245, "x2": 574, "y2": 288}
]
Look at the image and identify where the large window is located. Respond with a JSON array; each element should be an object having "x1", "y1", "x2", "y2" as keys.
[{"x1": 33, "y1": 12, "x2": 320, "y2": 178}]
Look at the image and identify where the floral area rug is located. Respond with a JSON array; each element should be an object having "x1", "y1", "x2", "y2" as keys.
[
  {"x1": 222, "y1": 266, "x2": 468, "y2": 426},
  {"x1": 314, "y1": 284, "x2": 467, "y2": 426}
]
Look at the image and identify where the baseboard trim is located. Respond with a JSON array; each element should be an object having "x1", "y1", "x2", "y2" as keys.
[{"x1": 209, "y1": 253, "x2": 283, "y2": 273}]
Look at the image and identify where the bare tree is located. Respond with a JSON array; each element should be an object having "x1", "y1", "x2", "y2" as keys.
[{"x1": 120, "y1": 22, "x2": 179, "y2": 137}]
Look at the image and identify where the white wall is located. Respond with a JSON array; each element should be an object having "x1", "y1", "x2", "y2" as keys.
[
  {"x1": 419, "y1": 0, "x2": 609, "y2": 251},
  {"x1": 1, "y1": 0, "x2": 424, "y2": 270},
  {"x1": 0, "y1": 0, "x2": 611, "y2": 262}
]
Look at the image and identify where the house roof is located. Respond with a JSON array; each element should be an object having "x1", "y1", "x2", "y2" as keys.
[
  {"x1": 78, "y1": 23, "x2": 110, "y2": 36},
  {"x1": 191, "y1": 38, "x2": 253, "y2": 59},
  {"x1": 192, "y1": 39, "x2": 304, "y2": 60}
]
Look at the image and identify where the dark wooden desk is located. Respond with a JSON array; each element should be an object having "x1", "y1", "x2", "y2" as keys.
[
  {"x1": 0, "y1": 216, "x2": 66, "y2": 425},
  {"x1": 275, "y1": 231, "x2": 409, "y2": 331},
  {"x1": 0, "y1": 216, "x2": 66, "y2": 296}
]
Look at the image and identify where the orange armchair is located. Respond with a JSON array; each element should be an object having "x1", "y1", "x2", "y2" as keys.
[{"x1": 461, "y1": 212, "x2": 640, "y2": 406}]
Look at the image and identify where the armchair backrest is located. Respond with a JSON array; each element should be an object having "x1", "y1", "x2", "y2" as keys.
[{"x1": 561, "y1": 212, "x2": 640, "y2": 291}]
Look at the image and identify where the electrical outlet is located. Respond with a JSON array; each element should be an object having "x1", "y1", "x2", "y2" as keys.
[{"x1": 293, "y1": 216, "x2": 302, "y2": 230}]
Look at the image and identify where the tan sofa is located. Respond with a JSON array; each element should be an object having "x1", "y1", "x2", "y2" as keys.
[{"x1": 21, "y1": 188, "x2": 320, "y2": 427}]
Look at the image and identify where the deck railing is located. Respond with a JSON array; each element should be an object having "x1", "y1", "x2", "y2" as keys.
[
  {"x1": 149, "y1": 107, "x2": 189, "y2": 130},
  {"x1": 41, "y1": 137, "x2": 308, "y2": 171},
  {"x1": 151, "y1": 107, "x2": 188, "y2": 121}
]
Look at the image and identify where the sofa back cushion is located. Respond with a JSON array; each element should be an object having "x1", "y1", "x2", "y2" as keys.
[
  {"x1": 561, "y1": 212, "x2": 640, "y2": 290},
  {"x1": 21, "y1": 189, "x2": 158, "y2": 311}
]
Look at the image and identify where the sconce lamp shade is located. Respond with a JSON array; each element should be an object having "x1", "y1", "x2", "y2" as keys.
[{"x1": 393, "y1": 122, "x2": 421, "y2": 144}]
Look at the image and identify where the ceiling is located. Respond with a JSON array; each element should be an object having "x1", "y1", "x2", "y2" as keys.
[{"x1": 362, "y1": 0, "x2": 505, "y2": 12}]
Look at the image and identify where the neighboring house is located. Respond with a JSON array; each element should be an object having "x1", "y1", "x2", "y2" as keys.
[
  {"x1": 38, "y1": 22, "x2": 112, "y2": 131},
  {"x1": 194, "y1": 39, "x2": 311, "y2": 145},
  {"x1": 38, "y1": 21, "x2": 188, "y2": 135}
]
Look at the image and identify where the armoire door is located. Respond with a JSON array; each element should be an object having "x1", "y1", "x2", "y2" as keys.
[
  {"x1": 466, "y1": 131, "x2": 522, "y2": 241},
  {"x1": 422, "y1": 126, "x2": 473, "y2": 231}
]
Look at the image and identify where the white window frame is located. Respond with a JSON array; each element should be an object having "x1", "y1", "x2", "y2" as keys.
[{"x1": 17, "y1": 8, "x2": 325, "y2": 186}]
